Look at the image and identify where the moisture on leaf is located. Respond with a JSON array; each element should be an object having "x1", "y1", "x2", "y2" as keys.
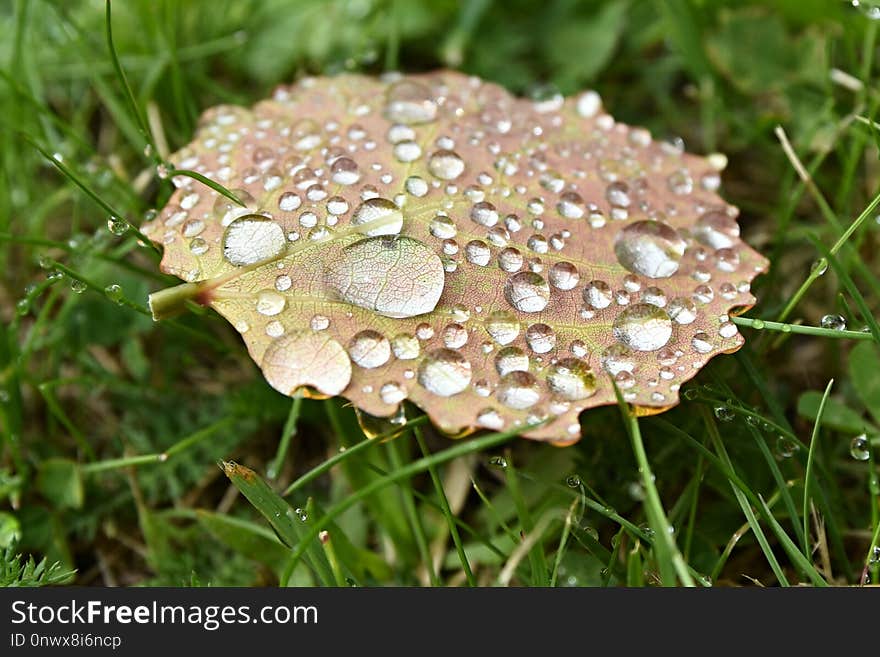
[{"x1": 143, "y1": 71, "x2": 768, "y2": 444}]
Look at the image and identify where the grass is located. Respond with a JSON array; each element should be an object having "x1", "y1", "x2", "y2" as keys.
[{"x1": 1, "y1": 0, "x2": 879, "y2": 587}]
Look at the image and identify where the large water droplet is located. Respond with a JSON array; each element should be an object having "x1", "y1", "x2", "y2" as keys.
[
  {"x1": 505, "y1": 271, "x2": 550, "y2": 313},
  {"x1": 614, "y1": 220, "x2": 686, "y2": 279},
  {"x1": 324, "y1": 236, "x2": 445, "y2": 318},
  {"x1": 417, "y1": 348, "x2": 471, "y2": 396},
  {"x1": 385, "y1": 79, "x2": 438, "y2": 124},
  {"x1": 348, "y1": 330, "x2": 391, "y2": 369},
  {"x1": 546, "y1": 358, "x2": 597, "y2": 400},
  {"x1": 612, "y1": 303, "x2": 673, "y2": 352},
  {"x1": 497, "y1": 371, "x2": 541, "y2": 410},
  {"x1": 351, "y1": 197, "x2": 403, "y2": 236},
  {"x1": 262, "y1": 331, "x2": 352, "y2": 396},
  {"x1": 223, "y1": 215, "x2": 286, "y2": 266}
]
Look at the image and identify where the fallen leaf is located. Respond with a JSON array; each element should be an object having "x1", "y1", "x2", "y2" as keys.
[{"x1": 143, "y1": 71, "x2": 767, "y2": 443}]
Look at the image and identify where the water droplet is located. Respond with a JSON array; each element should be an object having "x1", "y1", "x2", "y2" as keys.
[
  {"x1": 405, "y1": 176, "x2": 429, "y2": 197},
  {"x1": 566, "y1": 474, "x2": 582, "y2": 488},
  {"x1": 428, "y1": 150, "x2": 465, "y2": 180},
  {"x1": 850, "y1": 434, "x2": 870, "y2": 461},
  {"x1": 547, "y1": 358, "x2": 597, "y2": 400},
  {"x1": 392, "y1": 333, "x2": 421, "y2": 360},
  {"x1": 584, "y1": 280, "x2": 613, "y2": 309},
  {"x1": 576, "y1": 90, "x2": 601, "y2": 117},
  {"x1": 465, "y1": 240, "x2": 491, "y2": 266},
  {"x1": 525, "y1": 323, "x2": 555, "y2": 353},
  {"x1": 417, "y1": 348, "x2": 472, "y2": 396},
  {"x1": 775, "y1": 436, "x2": 799, "y2": 459},
  {"x1": 488, "y1": 455, "x2": 508, "y2": 469},
  {"x1": 612, "y1": 303, "x2": 673, "y2": 352},
  {"x1": 556, "y1": 191, "x2": 584, "y2": 219},
  {"x1": 442, "y1": 323, "x2": 468, "y2": 348},
  {"x1": 486, "y1": 310, "x2": 520, "y2": 345},
  {"x1": 107, "y1": 216, "x2": 129, "y2": 235},
  {"x1": 70, "y1": 279, "x2": 87, "y2": 294},
  {"x1": 347, "y1": 330, "x2": 391, "y2": 369},
  {"x1": 256, "y1": 290, "x2": 286, "y2": 316},
  {"x1": 714, "y1": 406, "x2": 735, "y2": 422},
  {"x1": 811, "y1": 258, "x2": 828, "y2": 276},
  {"x1": 327, "y1": 196, "x2": 349, "y2": 216},
  {"x1": 692, "y1": 331, "x2": 713, "y2": 353},
  {"x1": 278, "y1": 192, "x2": 302, "y2": 212},
  {"x1": 498, "y1": 247, "x2": 524, "y2": 272},
  {"x1": 385, "y1": 79, "x2": 438, "y2": 124},
  {"x1": 497, "y1": 371, "x2": 541, "y2": 409},
  {"x1": 310, "y1": 315, "x2": 330, "y2": 330},
  {"x1": 548, "y1": 262, "x2": 579, "y2": 290},
  {"x1": 667, "y1": 297, "x2": 697, "y2": 324},
  {"x1": 324, "y1": 236, "x2": 444, "y2": 318},
  {"x1": 820, "y1": 314, "x2": 846, "y2": 331},
  {"x1": 505, "y1": 271, "x2": 550, "y2": 313},
  {"x1": 477, "y1": 408, "x2": 505, "y2": 430},
  {"x1": 262, "y1": 331, "x2": 352, "y2": 396},
  {"x1": 430, "y1": 215, "x2": 457, "y2": 239},
  {"x1": 614, "y1": 220, "x2": 686, "y2": 279},
  {"x1": 393, "y1": 140, "x2": 422, "y2": 162},
  {"x1": 104, "y1": 284, "x2": 124, "y2": 304},
  {"x1": 380, "y1": 382, "x2": 406, "y2": 405},
  {"x1": 494, "y1": 346, "x2": 530, "y2": 376},
  {"x1": 351, "y1": 197, "x2": 403, "y2": 236},
  {"x1": 693, "y1": 211, "x2": 740, "y2": 249},
  {"x1": 223, "y1": 215, "x2": 286, "y2": 266},
  {"x1": 470, "y1": 201, "x2": 499, "y2": 227}
]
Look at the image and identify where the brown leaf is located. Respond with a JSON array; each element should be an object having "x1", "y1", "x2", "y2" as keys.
[{"x1": 143, "y1": 71, "x2": 767, "y2": 444}]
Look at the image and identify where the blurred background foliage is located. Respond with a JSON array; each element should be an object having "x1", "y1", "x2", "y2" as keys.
[{"x1": 0, "y1": 0, "x2": 879, "y2": 586}]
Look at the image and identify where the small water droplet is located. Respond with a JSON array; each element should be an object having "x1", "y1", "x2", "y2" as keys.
[
  {"x1": 104, "y1": 284, "x2": 124, "y2": 305},
  {"x1": 107, "y1": 216, "x2": 129, "y2": 235},
  {"x1": 497, "y1": 371, "x2": 541, "y2": 409},
  {"x1": 351, "y1": 197, "x2": 403, "y2": 236},
  {"x1": 850, "y1": 434, "x2": 870, "y2": 461},
  {"x1": 348, "y1": 330, "x2": 391, "y2": 369},
  {"x1": 775, "y1": 436, "x2": 799, "y2": 459},
  {"x1": 70, "y1": 279, "x2": 87, "y2": 294},
  {"x1": 547, "y1": 358, "x2": 597, "y2": 400},
  {"x1": 385, "y1": 79, "x2": 438, "y2": 124},
  {"x1": 428, "y1": 150, "x2": 465, "y2": 180},
  {"x1": 505, "y1": 271, "x2": 550, "y2": 313},
  {"x1": 820, "y1": 314, "x2": 846, "y2": 331},
  {"x1": 486, "y1": 310, "x2": 520, "y2": 345},
  {"x1": 714, "y1": 406, "x2": 735, "y2": 422}
]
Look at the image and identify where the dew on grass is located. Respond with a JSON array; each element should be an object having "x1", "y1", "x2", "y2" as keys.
[{"x1": 850, "y1": 434, "x2": 870, "y2": 461}]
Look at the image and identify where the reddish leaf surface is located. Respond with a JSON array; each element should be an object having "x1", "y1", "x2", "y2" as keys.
[{"x1": 143, "y1": 71, "x2": 767, "y2": 444}]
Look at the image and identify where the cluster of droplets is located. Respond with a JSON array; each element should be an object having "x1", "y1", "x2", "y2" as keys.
[{"x1": 144, "y1": 71, "x2": 768, "y2": 442}]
